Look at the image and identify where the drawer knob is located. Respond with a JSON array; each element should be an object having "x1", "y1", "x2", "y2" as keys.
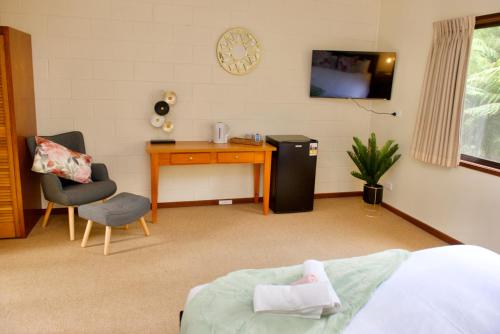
[
  {"x1": 189, "y1": 156, "x2": 193, "y2": 160},
  {"x1": 235, "y1": 155, "x2": 239, "y2": 159}
]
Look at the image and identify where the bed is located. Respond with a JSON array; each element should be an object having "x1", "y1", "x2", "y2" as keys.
[{"x1": 181, "y1": 245, "x2": 500, "y2": 333}]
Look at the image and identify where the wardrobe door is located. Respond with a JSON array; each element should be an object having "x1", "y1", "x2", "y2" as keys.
[{"x1": 0, "y1": 35, "x2": 18, "y2": 238}]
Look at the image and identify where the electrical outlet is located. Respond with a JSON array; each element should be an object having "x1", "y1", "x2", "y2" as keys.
[{"x1": 219, "y1": 199, "x2": 233, "y2": 205}]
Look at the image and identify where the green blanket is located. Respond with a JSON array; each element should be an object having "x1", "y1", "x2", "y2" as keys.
[{"x1": 182, "y1": 249, "x2": 410, "y2": 334}]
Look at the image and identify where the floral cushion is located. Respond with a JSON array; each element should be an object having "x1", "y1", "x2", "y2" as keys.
[{"x1": 31, "y1": 136, "x2": 93, "y2": 184}]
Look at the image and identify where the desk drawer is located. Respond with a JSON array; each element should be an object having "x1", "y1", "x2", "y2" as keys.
[
  {"x1": 171, "y1": 153, "x2": 211, "y2": 164},
  {"x1": 218, "y1": 152, "x2": 255, "y2": 163}
]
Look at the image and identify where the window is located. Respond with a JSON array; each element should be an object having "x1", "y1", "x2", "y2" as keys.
[{"x1": 460, "y1": 12, "x2": 500, "y2": 175}]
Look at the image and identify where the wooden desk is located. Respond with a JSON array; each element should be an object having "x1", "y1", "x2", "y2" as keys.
[{"x1": 146, "y1": 141, "x2": 277, "y2": 223}]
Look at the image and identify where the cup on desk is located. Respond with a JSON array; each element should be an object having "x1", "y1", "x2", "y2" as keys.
[{"x1": 246, "y1": 133, "x2": 263, "y2": 143}]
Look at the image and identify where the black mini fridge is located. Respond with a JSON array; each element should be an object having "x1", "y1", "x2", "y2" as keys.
[{"x1": 266, "y1": 135, "x2": 318, "y2": 213}]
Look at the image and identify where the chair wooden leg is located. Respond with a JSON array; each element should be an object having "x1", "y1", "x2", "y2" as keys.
[
  {"x1": 41, "y1": 202, "x2": 54, "y2": 228},
  {"x1": 68, "y1": 206, "x2": 75, "y2": 241},
  {"x1": 104, "y1": 226, "x2": 112, "y2": 256},
  {"x1": 139, "y1": 217, "x2": 150, "y2": 236},
  {"x1": 81, "y1": 220, "x2": 93, "y2": 248}
]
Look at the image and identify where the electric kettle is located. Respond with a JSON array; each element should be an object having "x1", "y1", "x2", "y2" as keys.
[{"x1": 213, "y1": 122, "x2": 230, "y2": 144}]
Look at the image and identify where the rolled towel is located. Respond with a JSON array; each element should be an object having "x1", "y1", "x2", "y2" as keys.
[
  {"x1": 303, "y1": 260, "x2": 342, "y2": 314},
  {"x1": 253, "y1": 282, "x2": 332, "y2": 319},
  {"x1": 291, "y1": 274, "x2": 318, "y2": 285}
]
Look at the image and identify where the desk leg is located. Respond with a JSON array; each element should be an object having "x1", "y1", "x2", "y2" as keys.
[
  {"x1": 253, "y1": 164, "x2": 260, "y2": 204},
  {"x1": 262, "y1": 151, "x2": 272, "y2": 215},
  {"x1": 150, "y1": 153, "x2": 159, "y2": 223}
]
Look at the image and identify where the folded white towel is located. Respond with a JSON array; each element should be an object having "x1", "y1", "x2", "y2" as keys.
[
  {"x1": 253, "y1": 282, "x2": 332, "y2": 319},
  {"x1": 303, "y1": 259, "x2": 342, "y2": 314}
]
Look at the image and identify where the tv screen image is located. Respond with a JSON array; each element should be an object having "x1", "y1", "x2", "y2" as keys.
[{"x1": 309, "y1": 50, "x2": 396, "y2": 100}]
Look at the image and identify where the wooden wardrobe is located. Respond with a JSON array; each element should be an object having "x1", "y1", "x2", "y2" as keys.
[{"x1": 0, "y1": 26, "x2": 41, "y2": 238}]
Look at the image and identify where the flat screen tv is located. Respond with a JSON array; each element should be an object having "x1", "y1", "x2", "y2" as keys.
[{"x1": 309, "y1": 50, "x2": 396, "y2": 100}]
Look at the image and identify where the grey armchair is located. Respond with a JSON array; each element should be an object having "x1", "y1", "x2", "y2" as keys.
[{"x1": 27, "y1": 131, "x2": 117, "y2": 240}]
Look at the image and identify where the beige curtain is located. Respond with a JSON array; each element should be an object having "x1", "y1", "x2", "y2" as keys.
[{"x1": 411, "y1": 16, "x2": 475, "y2": 167}]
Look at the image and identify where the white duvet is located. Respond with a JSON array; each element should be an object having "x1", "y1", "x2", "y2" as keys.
[{"x1": 185, "y1": 245, "x2": 500, "y2": 333}]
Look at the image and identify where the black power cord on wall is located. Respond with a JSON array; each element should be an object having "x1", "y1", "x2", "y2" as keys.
[{"x1": 349, "y1": 98, "x2": 397, "y2": 116}]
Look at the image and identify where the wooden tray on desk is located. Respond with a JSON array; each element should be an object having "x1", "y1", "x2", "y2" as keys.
[{"x1": 229, "y1": 137, "x2": 264, "y2": 146}]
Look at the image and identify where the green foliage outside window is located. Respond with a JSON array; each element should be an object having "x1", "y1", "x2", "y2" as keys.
[{"x1": 461, "y1": 26, "x2": 500, "y2": 163}]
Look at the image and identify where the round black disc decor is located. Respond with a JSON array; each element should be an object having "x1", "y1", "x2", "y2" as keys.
[{"x1": 154, "y1": 101, "x2": 170, "y2": 116}]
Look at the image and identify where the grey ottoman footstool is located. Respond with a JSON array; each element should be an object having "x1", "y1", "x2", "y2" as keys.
[{"x1": 79, "y1": 192, "x2": 151, "y2": 255}]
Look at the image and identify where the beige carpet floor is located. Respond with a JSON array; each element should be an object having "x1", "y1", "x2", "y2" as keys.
[{"x1": 0, "y1": 197, "x2": 446, "y2": 333}]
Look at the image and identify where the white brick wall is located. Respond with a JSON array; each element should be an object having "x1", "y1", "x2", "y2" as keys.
[{"x1": 0, "y1": 0, "x2": 379, "y2": 203}]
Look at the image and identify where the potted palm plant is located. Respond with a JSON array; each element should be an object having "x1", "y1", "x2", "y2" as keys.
[{"x1": 347, "y1": 133, "x2": 401, "y2": 204}]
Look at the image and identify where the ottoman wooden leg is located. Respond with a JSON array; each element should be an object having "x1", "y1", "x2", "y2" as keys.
[
  {"x1": 104, "y1": 226, "x2": 112, "y2": 256},
  {"x1": 139, "y1": 217, "x2": 150, "y2": 236},
  {"x1": 68, "y1": 206, "x2": 75, "y2": 241},
  {"x1": 81, "y1": 220, "x2": 93, "y2": 248}
]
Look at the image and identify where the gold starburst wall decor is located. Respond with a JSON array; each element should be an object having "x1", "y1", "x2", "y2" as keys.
[{"x1": 216, "y1": 27, "x2": 261, "y2": 75}]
